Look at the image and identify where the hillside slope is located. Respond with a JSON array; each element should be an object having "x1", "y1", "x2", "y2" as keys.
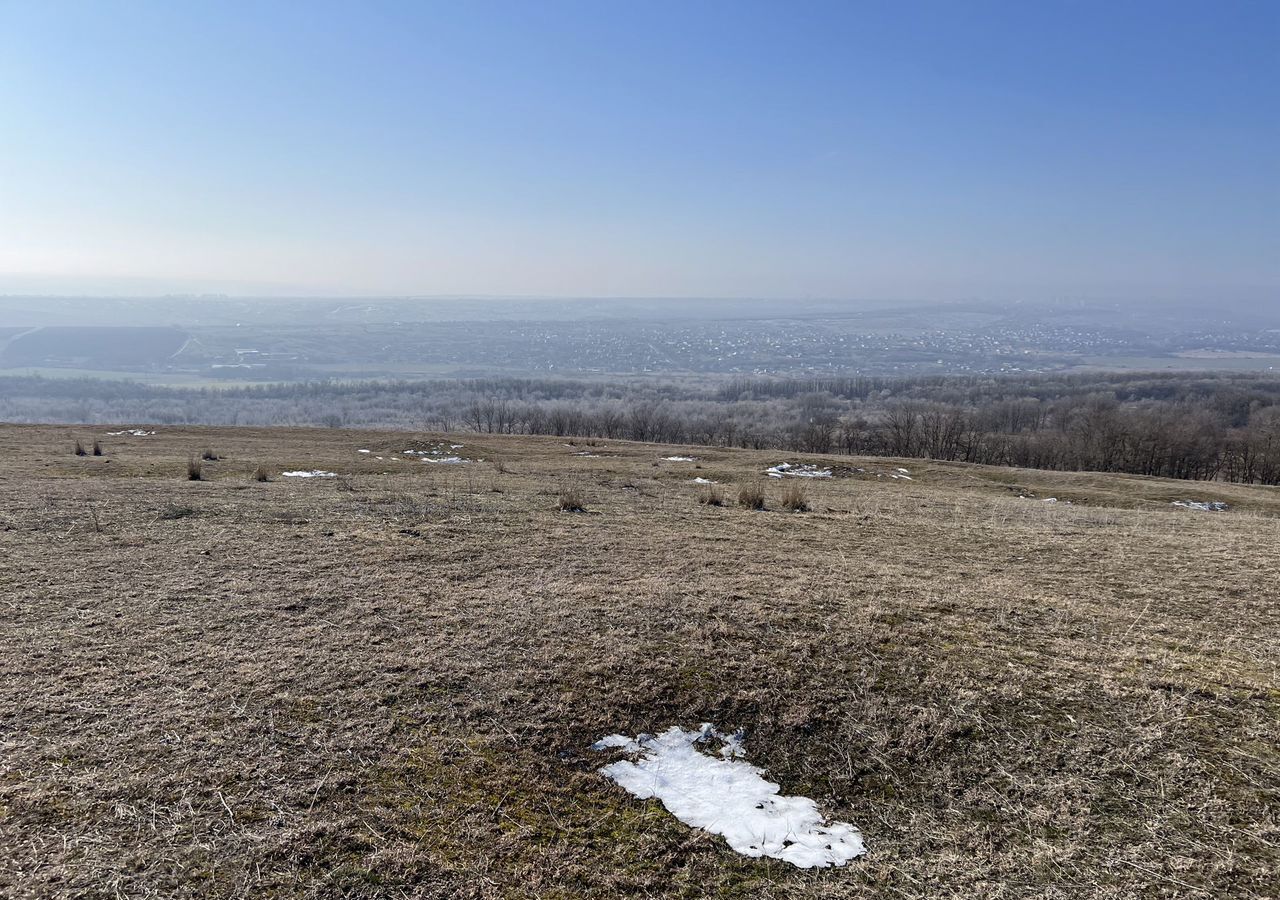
[{"x1": 1, "y1": 425, "x2": 1277, "y2": 898}]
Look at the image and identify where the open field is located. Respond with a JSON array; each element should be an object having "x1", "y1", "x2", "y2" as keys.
[{"x1": 1, "y1": 425, "x2": 1277, "y2": 898}]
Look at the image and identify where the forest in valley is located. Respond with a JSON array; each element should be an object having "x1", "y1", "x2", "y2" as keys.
[{"x1": 4, "y1": 371, "x2": 1280, "y2": 484}]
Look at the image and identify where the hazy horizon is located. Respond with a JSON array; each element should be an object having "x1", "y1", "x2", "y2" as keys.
[{"x1": 2, "y1": 1, "x2": 1277, "y2": 301}]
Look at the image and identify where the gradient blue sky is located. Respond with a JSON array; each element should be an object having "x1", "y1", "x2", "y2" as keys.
[{"x1": 1, "y1": 0, "x2": 1276, "y2": 300}]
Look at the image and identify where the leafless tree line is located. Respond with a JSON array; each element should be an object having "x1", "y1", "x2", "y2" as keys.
[{"x1": 4, "y1": 372, "x2": 1280, "y2": 483}]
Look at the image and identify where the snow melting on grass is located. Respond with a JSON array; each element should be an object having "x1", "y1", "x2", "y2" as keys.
[
  {"x1": 357, "y1": 449, "x2": 371, "y2": 454},
  {"x1": 896, "y1": 467, "x2": 910, "y2": 474},
  {"x1": 1173, "y1": 500, "x2": 1229, "y2": 512},
  {"x1": 592, "y1": 724, "x2": 865, "y2": 869},
  {"x1": 663, "y1": 455, "x2": 697, "y2": 462},
  {"x1": 404, "y1": 444, "x2": 468, "y2": 459},
  {"x1": 281, "y1": 470, "x2": 337, "y2": 478},
  {"x1": 888, "y1": 473, "x2": 912, "y2": 480},
  {"x1": 692, "y1": 477, "x2": 717, "y2": 484},
  {"x1": 766, "y1": 462, "x2": 832, "y2": 479},
  {"x1": 420, "y1": 456, "x2": 467, "y2": 464},
  {"x1": 105, "y1": 429, "x2": 156, "y2": 436}
]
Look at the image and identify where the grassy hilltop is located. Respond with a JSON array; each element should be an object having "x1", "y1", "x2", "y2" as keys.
[{"x1": 1, "y1": 424, "x2": 1277, "y2": 898}]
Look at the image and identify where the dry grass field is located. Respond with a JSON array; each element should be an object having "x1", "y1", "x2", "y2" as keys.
[{"x1": 1, "y1": 424, "x2": 1277, "y2": 899}]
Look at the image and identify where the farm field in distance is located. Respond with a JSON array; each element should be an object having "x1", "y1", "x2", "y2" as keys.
[{"x1": 0, "y1": 425, "x2": 1277, "y2": 898}]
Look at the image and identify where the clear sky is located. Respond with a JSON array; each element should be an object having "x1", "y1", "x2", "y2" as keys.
[{"x1": 1, "y1": 0, "x2": 1276, "y2": 301}]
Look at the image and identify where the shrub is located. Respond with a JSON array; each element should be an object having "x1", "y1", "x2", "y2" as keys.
[
  {"x1": 186, "y1": 456, "x2": 203, "y2": 481},
  {"x1": 201, "y1": 449, "x2": 220, "y2": 461},
  {"x1": 252, "y1": 464, "x2": 270, "y2": 482},
  {"x1": 698, "y1": 484, "x2": 724, "y2": 506},
  {"x1": 737, "y1": 481, "x2": 766, "y2": 510},
  {"x1": 74, "y1": 440, "x2": 86, "y2": 456},
  {"x1": 92, "y1": 441, "x2": 103, "y2": 456},
  {"x1": 557, "y1": 484, "x2": 586, "y2": 513},
  {"x1": 780, "y1": 481, "x2": 809, "y2": 512}
]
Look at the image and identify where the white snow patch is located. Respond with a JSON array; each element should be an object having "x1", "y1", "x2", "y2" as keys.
[
  {"x1": 1172, "y1": 500, "x2": 1229, "y2": 512},
  {"x1": 592, "y1": 724, "x2": 865, "y2": 869},
  {"x1": 692, "y1": 477, "x2": 717, "y2": 484},
  {"x1": 663, "y1": 455, "x2": 697, "y2": 462},
  {"x1": 895, "y1": 467, "x2": 910, "y2": 475},
  {"x1": 766, "y1": 462, "x2": 832, "y2": 479},
  {"x1": 357, "y1": 449, "x2": 371, "y2": 454},
  {"x1": 593, "y1": 734, "x2": 640, "y2": 752},
  {"x1": 888, "y1": 473, "x2": 912, "y2": 480},
  {"x1": 281, "y1": 470, "x2": 337, "y2": 478},
  {"x1": 105, "y1": 429, "x2": 156, "y2": 436},
  {"x1": 421, "y1": 456, "x2": 466, "y2": 464}
]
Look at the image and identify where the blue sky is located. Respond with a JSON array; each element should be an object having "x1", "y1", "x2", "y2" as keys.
[{"x1": 1, "y1": 0, "x2": 1276, "y2": 300}]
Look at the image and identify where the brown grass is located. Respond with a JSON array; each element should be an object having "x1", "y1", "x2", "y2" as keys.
[
  {"x1": 91, "y1": 441, "x2": 103, "y2": 456},
  {"x1": 737, "y1": 480, "x2": 766, "y2": 509},
  {"x1": 0, "y1": 424, "x2": 1277, "y2": 899},
  {"x1": 252, "y1": 464, "x2": 270, "y2": 482},
  {"x1": 73, "y1": 439, "x2": 86, "y2": 456},
  {"x1": 697, "y1": 483, "x2": 725, "y2": 506},
  {"x1": 185, "y1": 456, "x2": 202, "y2": 480},
  {"x1": 557, "y1": 482, "x2": 587, "y2": 512},
  {"x1": 780, "y1": 480, "x2": 809, "y2": 512}
]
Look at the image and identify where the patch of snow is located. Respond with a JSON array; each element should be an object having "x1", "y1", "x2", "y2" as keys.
[
  {"x1": 281, "y1": 470, "x2": 337, "y2": 478},
  {"x1": 357, "y1": 449, "x2": 371, "y2": 453},
  {"x1": 888, "y1": 473, "x2": 912, "y2": 480},
  {"x1": 593, "y1": 734, "x2": 640, "y2": 752},
  {"x1": 421, "y1": 456, "x2": 467, "y2": 464},
  {"x1": 766, "y1": 462, "x2": 832, "y2": 479},
  {"x1": 592, "y1": 724, "x2": 865, "y2": 869},
  {"x1": 692, "y1": 477, "x2": 717, "y2": 484},
  {"x1": 895, "y1": 467, "x2": 910, "y2": 475},
  {"x1": 1172, "y1": 500, "x2": 1228, "y2": 512},
  {"x1": 105, "y1": 429, "x2": 156, "y2": 436},
  {"x1": 663, "y1": 455, "x2": 697, "y2": 462}
]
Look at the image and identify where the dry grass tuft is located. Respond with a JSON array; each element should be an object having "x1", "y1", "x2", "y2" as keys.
[
  {"x1": 186, "y1": 456, "x2": 202, "y2": 481},
  {"x1": 780, "y1": 480, "x2": 809, "y2": 512},
  {"x1": 252, "y1": 464, "x2": 270, "y2": 483},
  {"x1": 697, "y1": 484, "x2": 724, "y2": 506},
  {"x1": 201, "y1": 448, "x2": 220, "y2": 461},
  {"x1": 73, "y1": 440, "x2": 86, "y2": 456},
  {"x1": 557, "y1": 483, "x2": 587, "y2": 512},
  {"x1": 737, "y1": 480, "x2": 766, "y2": 510},
  {"x1": 92, "y1": 441, "x2": 103, "y2": 457}
]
